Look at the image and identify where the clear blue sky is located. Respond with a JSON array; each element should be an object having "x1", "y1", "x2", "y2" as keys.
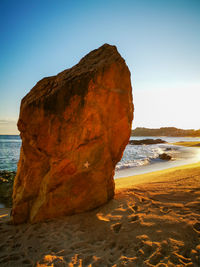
[{"x1": 0, "y1": 0, "x2": 200, "y2": 134}]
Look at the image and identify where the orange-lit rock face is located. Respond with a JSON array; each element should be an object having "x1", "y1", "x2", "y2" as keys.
[{"x1": 12, "y1": 44, "x2": 134, "y2": 223}]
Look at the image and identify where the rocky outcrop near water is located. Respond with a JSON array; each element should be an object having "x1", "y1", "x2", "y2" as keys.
[
  {"x1": 159, "y1": 153, "x2": 172, "y2": 160},
  {"x1": 129, "y1": 139, "x2": 166, "y2": 145},
  {"x1": 12, "y1": 44, "x2": 133, "y2": 224},
  {"x1": 0, "y1": 171, "x2": 16, "y2": 207}
]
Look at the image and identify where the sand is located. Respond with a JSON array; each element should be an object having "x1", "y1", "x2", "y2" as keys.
[
  {"x1": 172, "y1": 141, "x2": 200, "y2": 147},
  {"x1": 0, "y1": 162, "x2": 200, "y2": 266}
]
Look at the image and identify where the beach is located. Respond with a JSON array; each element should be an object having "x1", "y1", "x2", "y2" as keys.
[
  {"x1": 0, "y1": 150, "x2": 200, "y2": 266},
  {"x1": 1, "y1": 0, "x2": 200, "y2": 265}
]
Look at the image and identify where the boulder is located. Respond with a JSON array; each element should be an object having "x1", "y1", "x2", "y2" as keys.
[
  {"x1": 159, "y1": 153, "x2": 172, "y2": 161},
  {"x1": 12, "y1": 44, "x2": 133, "y2": 224},
  {"x1": 129, "y1": 139, "x2": 166, "y2": 145}
]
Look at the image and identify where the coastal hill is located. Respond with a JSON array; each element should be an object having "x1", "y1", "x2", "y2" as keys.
[{"x1": 131, "y1": 127, "x2": 200, "y2": 137}]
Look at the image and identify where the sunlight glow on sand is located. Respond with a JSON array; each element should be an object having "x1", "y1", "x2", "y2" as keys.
[{"x1": 196, "y1": 149, "x2": 200, "y2": 162}]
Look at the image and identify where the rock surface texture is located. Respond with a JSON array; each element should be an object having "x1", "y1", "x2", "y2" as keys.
[{"x1": 12, "y1": 44, "x2": 133, "y2": 224}]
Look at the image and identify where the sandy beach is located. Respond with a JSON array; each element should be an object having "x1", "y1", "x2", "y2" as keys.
[
  {"x1": 0, "y1": 157, "x2": 200, "y2": 266},
  {"x1": 1, "y1": 0, "x2": 200, "y2": 265}
]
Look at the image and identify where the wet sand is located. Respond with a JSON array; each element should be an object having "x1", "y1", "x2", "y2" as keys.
[{"x1": 0, "y1": 160, "x2": 200, "y2": 266}]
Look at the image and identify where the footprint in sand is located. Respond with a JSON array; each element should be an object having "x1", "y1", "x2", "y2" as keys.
[
  {"x1": 22, "y1": 258, "x2": 32, "y2": 265},
  {"x1": 149, "y1": 250, "x2": 164, "y2": 265},
  {"x1": 128, "y1": 215, "x2": 139, "y2": 223},
  {"x1": 111, "y1": 222, "x2": 122, "y2": 233},
  {"x1": 141, "y1": 197, "x2": 150, "y2": 204},
  {"x1": 109, "y1": 241, "x2": 116, "y2": 249},
  {"x1": 131, "y1": 204, "x2": 138, "y2": 212},
  {"x1": 193, "y1": 222, "x2": 200, "y2": 233},
  {"x1": 161, "y1": 207, "x2": 171, "y2": 213}
]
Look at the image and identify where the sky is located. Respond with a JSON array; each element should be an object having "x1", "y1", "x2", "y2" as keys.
[{"x1": 0, "y1": 0, "x2": 200, "y2": 134}]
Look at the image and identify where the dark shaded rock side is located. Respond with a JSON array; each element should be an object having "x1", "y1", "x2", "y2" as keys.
[{"x1": 0, "y1": 171, "x2": 16, "y2": 207}]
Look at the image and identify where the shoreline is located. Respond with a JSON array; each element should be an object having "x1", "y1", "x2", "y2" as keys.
[
  {"x1": 115, "y1": 141, "x2": 200, "y2": 178},
  {"x1": 114, "y1": 155, "x2": 200, "y2": 178},
  {"x1": 115, "y1": 161, "x2": 200, "y2": 189},
  {"x1": 1, "y1": 141, "x2": 200, "y2": 208}
]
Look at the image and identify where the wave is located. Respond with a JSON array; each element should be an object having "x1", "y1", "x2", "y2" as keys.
[
  {"x1": 115, "y1": 144, "x2": 178, "y2": 171},
  {"x1": 0, "y1": 136, "x2": 199, "y2": 172}
]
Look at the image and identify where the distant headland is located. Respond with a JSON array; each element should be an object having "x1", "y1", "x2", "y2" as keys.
[{"x1": 131, "y1": 127, "x2": 200, "y2": 137}]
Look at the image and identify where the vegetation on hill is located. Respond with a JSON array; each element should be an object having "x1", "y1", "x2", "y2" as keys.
[{"x1": 131, "y1": 127, "x2": 200, "y2": 137}]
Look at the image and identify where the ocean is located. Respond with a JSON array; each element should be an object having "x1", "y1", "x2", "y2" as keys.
[
  {"x1": 115, "y1": 136, "x2": 200, "y2": 178},
  {"x1": 0, "y1": 135, "x2": 21, "y2": 171},
  {"x1": 0, "y1": 135, "x2": 200, "y2": 176}
]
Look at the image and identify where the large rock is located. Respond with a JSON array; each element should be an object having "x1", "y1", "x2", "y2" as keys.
[{"x1": 12, "y1": 44, "x2": 133, "y2": 224}]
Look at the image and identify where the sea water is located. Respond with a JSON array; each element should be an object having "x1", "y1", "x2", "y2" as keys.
[
  {"x1": 0, "y1": 135, "x2": 200, "y2": 175},
  {"x1": 116, "y1": 136, "x2": 200, "y2": 170},
  {"x1": 115, "y1": 136, "x2": 200, "y2": 177},
  {"x1": 0, "y1": 135, "x2": 21, "y2": 171}
]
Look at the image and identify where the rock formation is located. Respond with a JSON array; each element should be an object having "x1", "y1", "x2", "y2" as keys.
[
  {"x1": 129, "y1": 139, "x2": 166, "y2": 145},
  {"x1": 159, "y1": 153, "x2": 172, "y2": 161},
  {"x1": 12, "y1": 44, "x2": 133, "y2": 224}
]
